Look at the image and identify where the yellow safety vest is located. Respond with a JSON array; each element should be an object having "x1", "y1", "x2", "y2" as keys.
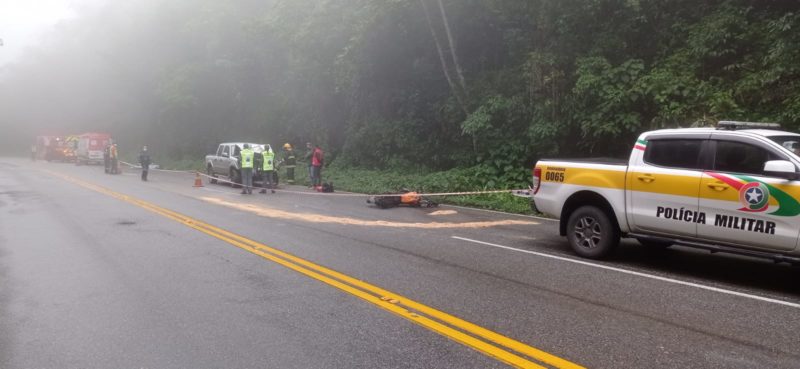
[
  {"x1": 241, "y1": 149, "x2": 254, "y2": 169},
  {"x1": 262, "y1": 150, "x2": 275, "y2": 171}
]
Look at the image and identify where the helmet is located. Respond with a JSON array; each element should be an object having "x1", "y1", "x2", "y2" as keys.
[
  {"x1": 243, "y1": 143, "x2": 250, "y2": 149},
  {"x1": 283, "y1": 143, "x2": 292, "y2": 149}
]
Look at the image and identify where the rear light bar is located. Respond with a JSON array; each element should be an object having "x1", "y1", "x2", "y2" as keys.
[
  {"x1": 532, "y1": 167, "x2": 542, "y2": 195},
  {"x1": 717, "y1": 121, "x2": 781, "y2": 130}
]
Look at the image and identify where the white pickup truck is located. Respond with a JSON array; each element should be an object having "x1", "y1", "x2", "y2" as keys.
[
  {"x1": 532, "y1": 121, "x2": 800, "y2": 264},
  {"x1": 205, "y1": 142, "x2": 277, "y2": 186}
]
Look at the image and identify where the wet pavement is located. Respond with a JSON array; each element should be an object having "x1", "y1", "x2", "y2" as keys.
[{"x1": 1, "y1": 157, "x2": 799, "y2": 368}]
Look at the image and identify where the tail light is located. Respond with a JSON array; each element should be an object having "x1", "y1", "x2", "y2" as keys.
[{"x1": 532, "y1": 167, "x2": 542, "y2": 195}]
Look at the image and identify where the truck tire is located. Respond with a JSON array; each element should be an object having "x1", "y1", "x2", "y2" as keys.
[
  {"x1": 566, "y1": 206, "x2": 620, "y2": 259},
  {"x1": 229, "y1": 167, "x2": 241, "y2": 188},
  {"x1": 207, "y1": 165, "x2": 218, "y2": 184}
]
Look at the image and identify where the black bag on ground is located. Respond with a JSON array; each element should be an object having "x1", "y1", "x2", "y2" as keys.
[{"x1": 370, "y1": 195, "x2": 402, "y2": 209}]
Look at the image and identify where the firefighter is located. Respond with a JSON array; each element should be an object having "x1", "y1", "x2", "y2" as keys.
[
  {"x1": 239, "y1": 143, "x2": 255, "y2": 194},
  {"x1": 282, "y1": 143, "x2": 296, "y2": 185},
  {"x1": 304, "y1": 142, "x2": 313, "y2": 188},
  {"x1": 110, "y1": 143, "x2": 119, "y2": 174},
  {"x1": 138, "y1": 145, "x2": 151, "y2": 181},
  {"x1": 260, "y1": 147, "x2": 276, "y2": 194}
]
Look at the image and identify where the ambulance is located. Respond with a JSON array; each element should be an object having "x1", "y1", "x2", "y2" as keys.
[
  {"x1": 532, "y1": 121, "x2": 800, "y2": 264},
  {"x1": 76, "y1": 132, "x2": 112, "y2": 165}
]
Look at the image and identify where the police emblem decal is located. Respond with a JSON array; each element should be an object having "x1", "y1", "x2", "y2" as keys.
[{"x1": 738, "y1": 182, "x2": 770, "y2": 212}]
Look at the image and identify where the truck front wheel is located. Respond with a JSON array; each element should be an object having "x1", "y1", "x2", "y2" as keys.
[
  {"x1": 229, "y1": 168, "x2": 241, "y2": 188},
  {"x1": 566, "y1": 206, "x2": 619, "y2": 259},
  {"x1": 207, "y1": 165, "x2": 218, "y2": 184}
]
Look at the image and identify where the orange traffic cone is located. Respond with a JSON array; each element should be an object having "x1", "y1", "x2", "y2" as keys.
[{"x1": 193, "y1": 172, "x2": 204, "y2": 187}]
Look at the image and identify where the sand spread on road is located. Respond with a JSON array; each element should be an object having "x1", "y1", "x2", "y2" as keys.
[
  {"x1": 200, "y1": 196, "x2": 537, "y2": 229},
  {"x1": 428, "y1": 210, "x2": 458, "y2": 216}
]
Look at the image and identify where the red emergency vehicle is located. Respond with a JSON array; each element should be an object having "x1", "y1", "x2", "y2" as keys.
[{"x1": 76, "y1": 133, "x2": 112, "y2": 165}]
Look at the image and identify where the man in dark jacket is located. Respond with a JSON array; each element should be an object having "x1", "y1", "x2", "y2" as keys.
[{"x1": 138, "y1": 146, "x2": 151, "y2": 181}]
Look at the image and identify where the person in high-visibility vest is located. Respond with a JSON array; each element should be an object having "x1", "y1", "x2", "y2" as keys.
[
  {"x1": 239, "y1": 144, "x2": 255, "y2": 194},
  {"x1": 282, "y1": 143, "x2": 296, "y2": 185},
  {"x1": 260, "y1": 147, "x2": 276, "y2": 194}
]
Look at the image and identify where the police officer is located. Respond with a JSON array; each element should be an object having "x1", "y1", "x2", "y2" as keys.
[
  {"x1": 138, "y1": 145, "x2": 151, "y2": 181},
  {"x1": 282, "y1": 143, "x2": 296, "y2": 185},
  {"x1": 260, "y1": 147, "x2": 276, "y2": 194},
  {"x1": 103, "y1": 142, "x2": 111, "y2": 174},
  {"x1": 239, "y1": 144, "x2": 255, "y2": 194}
]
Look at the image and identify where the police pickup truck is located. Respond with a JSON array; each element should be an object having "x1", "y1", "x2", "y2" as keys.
[{"x1": 532, "y1": 121, "x2": 800, "y2": 264}]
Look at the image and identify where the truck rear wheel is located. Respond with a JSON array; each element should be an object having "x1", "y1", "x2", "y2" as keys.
[{"x1": 566, "y1": 206, "x2": 619, "y2": 259}]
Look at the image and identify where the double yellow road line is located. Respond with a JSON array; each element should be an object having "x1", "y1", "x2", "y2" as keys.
[{"x1": 49, "y1": 170, "x2": 584, "y2": 369}]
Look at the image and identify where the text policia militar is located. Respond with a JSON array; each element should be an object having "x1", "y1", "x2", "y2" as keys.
[{"x1": 656, "y1": 206, "x2": 777, "y2": 235}]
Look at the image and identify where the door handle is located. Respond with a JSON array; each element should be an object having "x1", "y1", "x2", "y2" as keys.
[
  {"x1": 637, "y1": 174, "x2": 655, "y2": 183},
  {"x1": 707, "y1": 182, "x2": 729, "y2": 191}
]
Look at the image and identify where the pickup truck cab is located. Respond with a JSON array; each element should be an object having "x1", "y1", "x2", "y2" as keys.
[
  {"x1": 206, "y1": 142, "x2": 274, "y2": 186},
  {"x1": 533, "y1": 121, "x2": 800, "y2": 264}
]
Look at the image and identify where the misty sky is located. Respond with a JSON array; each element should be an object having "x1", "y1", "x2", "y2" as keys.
[{"x1": 0, "y1": 0, "x2": 82, "y2": 65}]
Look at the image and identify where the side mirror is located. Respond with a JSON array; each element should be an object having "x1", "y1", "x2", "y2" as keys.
[{"x1": 763, "y1": 160, "x2": 798, "y2": 180}]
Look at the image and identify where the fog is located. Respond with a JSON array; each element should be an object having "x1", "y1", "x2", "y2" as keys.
[
  {"x1": 1, "y1": 0, "x2": 293, "y2": 158},
  {"x1": 2, "y1": 1, "x2": 798, "y2": 172}
]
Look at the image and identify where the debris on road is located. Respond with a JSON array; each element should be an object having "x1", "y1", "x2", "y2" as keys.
[
  {"x1": 367, "y1": 190, "x2": 438, "y2": 209},
  {"x1": 201, "y1": 196, "x2": 537, "y2": 229}
]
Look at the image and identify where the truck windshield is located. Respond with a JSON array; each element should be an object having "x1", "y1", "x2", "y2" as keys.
[{"x1": 768, "y1": 136, "x2": 800, "y2": 158}]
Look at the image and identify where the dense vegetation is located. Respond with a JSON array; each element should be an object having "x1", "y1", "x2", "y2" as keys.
[{"x1": 2, "y1": 0, "x2": 799, "y2": 198}]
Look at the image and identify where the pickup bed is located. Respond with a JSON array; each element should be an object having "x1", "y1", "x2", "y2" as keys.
[{"x1": 532, "y1": 122, "x2": 800, "y2": 264}]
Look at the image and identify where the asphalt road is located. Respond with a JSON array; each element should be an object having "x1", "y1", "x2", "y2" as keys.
[{"x1": 1, "y1": 157, "x2": 798, "y2": 369}]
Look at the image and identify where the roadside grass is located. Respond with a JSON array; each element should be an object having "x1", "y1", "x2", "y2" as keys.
[
  {"x1": 305, "y1": 164, "x2": 535, "y2": 215},
  {"x1": 122, "y1": 153, "x2": 205, "y2": 171},
  {"x1": 154, "y1": 156, "x2": 205, "y2": 171}
]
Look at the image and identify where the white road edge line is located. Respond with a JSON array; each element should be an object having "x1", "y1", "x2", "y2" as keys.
[
  {"x1": 441, "y1": 204, "x2": 557, "y2": 222},
  {"x1": 452, "y1": 236, "x2": 800, "y2": 309}
]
